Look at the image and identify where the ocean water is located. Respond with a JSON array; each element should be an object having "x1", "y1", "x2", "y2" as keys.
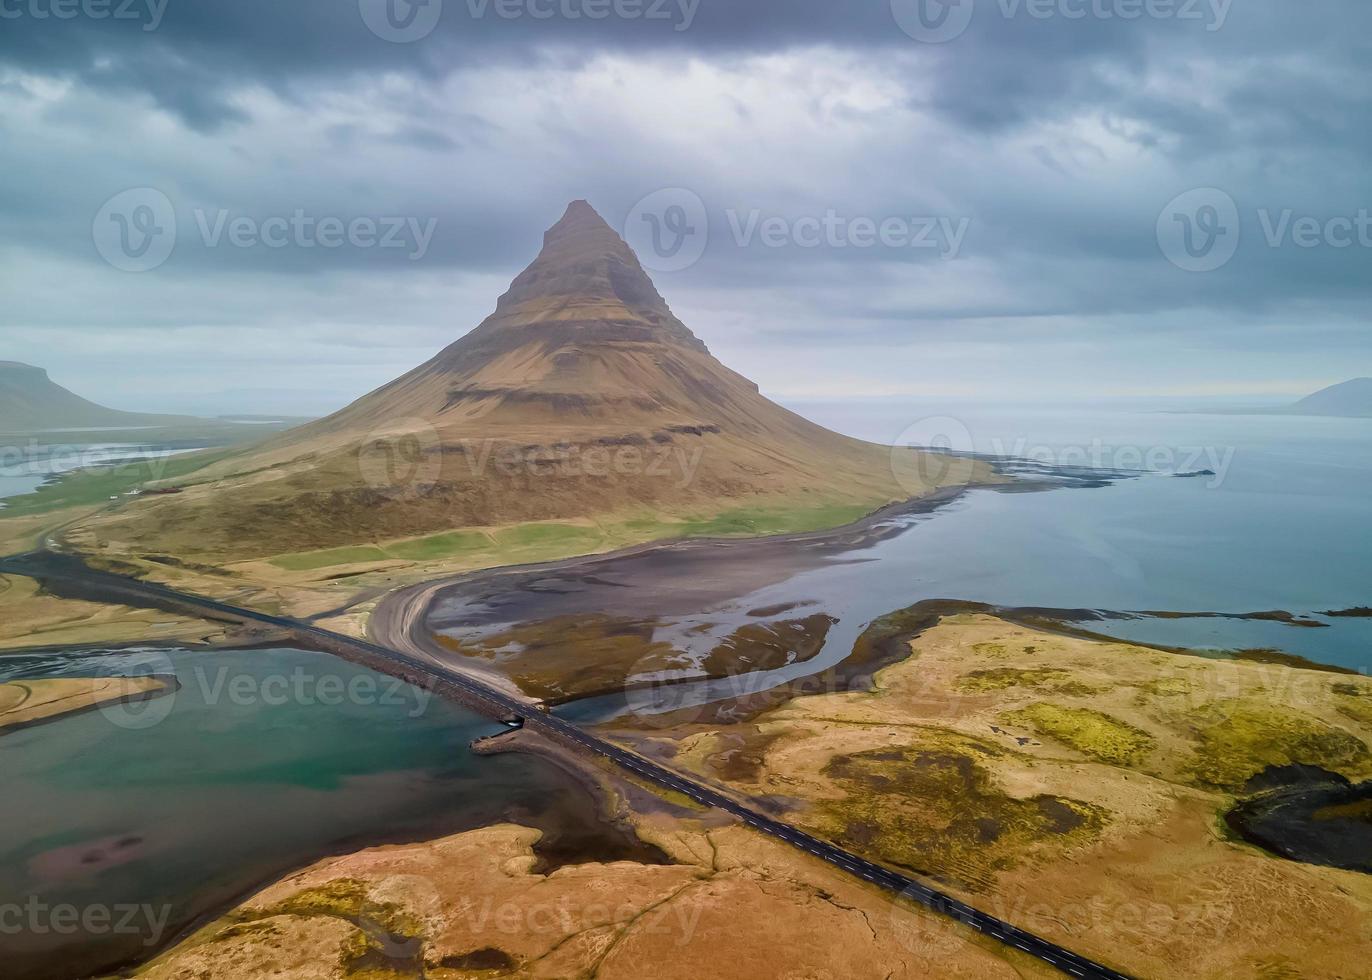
[
  {"x1": 430, "y1": 405, "x2": 1371, "y2": 721},
  {"x1": 778, "y1": 403, "x2": 1372, "y2": 664},
  {"x1": 0, "y1": 646, "x2": 647, "y2": 980}
]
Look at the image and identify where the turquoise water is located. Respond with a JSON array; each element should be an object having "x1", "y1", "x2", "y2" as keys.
[{"x1": 0, "y1": 646, "x2": 642, "y2": 980}]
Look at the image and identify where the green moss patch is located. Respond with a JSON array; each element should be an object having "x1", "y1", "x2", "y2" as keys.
[
  {"x1": 1139, "y1": 677, "x2": 1195, "y2": 697},
  {"x1": 812, "y1": 738, "x2": 1106, "y2": 891},
  {"x1": 1005, "y1": 703, "x2": 1155, "y2": 767},
  {"x1": 384, "y1": 530, "x2": 493, "y2": 561},
  {"x1": 230, "y1": 879, "x2": 429, "y2": 978},
  {"x1": 1331, "y1": 683, "x2": 1372, "y2": 728},
  {"x1": 270, "y1": 545, "x2": 391, "y2": 571},
  {"x1": 1187, "y1": 703, "x2": 1371, "y2": 791},
  {"x1": 957, "y1": 667, "x2": 1099, "y2": 697}
]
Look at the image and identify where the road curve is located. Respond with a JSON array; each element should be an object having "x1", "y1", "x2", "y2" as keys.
[{"x1": 3, "y1": 552, "x2": 1132, "y2": 980}]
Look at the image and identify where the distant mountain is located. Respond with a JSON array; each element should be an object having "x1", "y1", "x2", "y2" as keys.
[
  {"x1": 1289, "y1": 378, "x2": 1372, "y2": 418},
  {"x1": 0, "y1": 362, "x2": 196, "y2": 433},
  {"x1": 74, "y1": 201, "x2": 981, "y2": 560}
]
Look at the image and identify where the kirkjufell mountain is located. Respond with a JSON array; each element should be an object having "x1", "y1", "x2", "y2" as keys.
[{"x1": 74, "y1": 202, "x2": 971, "y2": 561}]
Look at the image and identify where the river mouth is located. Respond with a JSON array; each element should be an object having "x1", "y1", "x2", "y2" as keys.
[
  {"x1": 1225, "y1": 767, "x2": 1372, "y2": 873},
  {"x1": 0, "y1": 645, "x2": 664, "y2": 980}
]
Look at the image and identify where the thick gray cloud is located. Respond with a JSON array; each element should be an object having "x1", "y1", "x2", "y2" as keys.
[{"x1": 0, "y1": 0, "x2": 1369, "y2": 414}]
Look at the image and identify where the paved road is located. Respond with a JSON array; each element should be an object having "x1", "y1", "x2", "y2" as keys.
[{"x1": 4, "y1": 553, "x2": 1132, "y2": 980}]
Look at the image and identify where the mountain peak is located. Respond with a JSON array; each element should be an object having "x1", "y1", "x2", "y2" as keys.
[
  {"x1": 534, "y1": 198, "x2": 634, "y2": 266},
  {"x1": 441, "y1": 200, "x2": 707, "y2": 356},
  {"x1": 545, "y1": 199, "x2": 614, "y2": 242}
]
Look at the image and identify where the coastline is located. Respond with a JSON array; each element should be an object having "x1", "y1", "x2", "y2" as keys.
[{"x1": 367, "y1": 481, "x2": 996, "y2": 700}]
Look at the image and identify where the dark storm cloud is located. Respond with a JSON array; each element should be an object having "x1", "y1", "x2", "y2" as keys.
[
  {"x1": 3, "y1": 0, "x2": 1361, "y2": 135},
  {"x1": 1, "y1": 0, "x2": 1369, "y2": 405}
]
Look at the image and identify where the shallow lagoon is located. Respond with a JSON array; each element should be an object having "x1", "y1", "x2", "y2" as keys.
[{"x1": 0, "y1": 646, "x2": 648, "y2": 980}]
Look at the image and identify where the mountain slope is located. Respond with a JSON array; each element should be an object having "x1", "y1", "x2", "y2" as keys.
[
  {"x1": 1289, "y1": 378, "x2": 1372, "y2": 418},
  {"x1": 0, "y1": 362, "x2": 194, "y2": 433},
  {"x1": 73, "y1": 202, "x2": 980, "y2": 562}
]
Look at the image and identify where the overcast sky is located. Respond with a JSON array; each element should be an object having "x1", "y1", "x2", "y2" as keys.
[{"x1": 1, "y1": 0, "x2": 1368, "y2": 418}]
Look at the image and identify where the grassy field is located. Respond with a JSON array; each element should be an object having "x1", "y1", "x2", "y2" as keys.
[
  {"x1": 0, "y1": 449, "x2": 234, "y2": 518},
  {"x1": 270, "y1": 529, "x2": 504, "y2": 571},
  {"x1": 672, "y1": 502, "x2": 877, "y2": 537},
  {"x1": 385, "y1": 530, "x2": 494, "y2": 562},
  {"x1": 265, "y1": 500, "x2": 886, "y2": 575},
  {"x1": 264, "y1": 500, "x2": 890, "y2": 574}
]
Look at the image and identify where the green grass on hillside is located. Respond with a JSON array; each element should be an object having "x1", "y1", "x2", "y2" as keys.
[
  {"x1": 673, "y1": 502, "x2": 877, "y2": 538},
  {"x1": 265, "y1": 501, "x2": 887, "y2": 575},
  {"x1": 269, "y1": 545, "x2": 391, "y2": 571},
  {"x1": 0, "y1": 449, "x2": 233, "y2": 518},
  {"x1": 269, "y1": 529, "x2": 502, "y2": 571},
  {"x1": 385, "y1": 530, "x2": 494, "y2": 561},
  {"x1": 492, "y1": 523, "x2": 604, "y2": 551}
]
